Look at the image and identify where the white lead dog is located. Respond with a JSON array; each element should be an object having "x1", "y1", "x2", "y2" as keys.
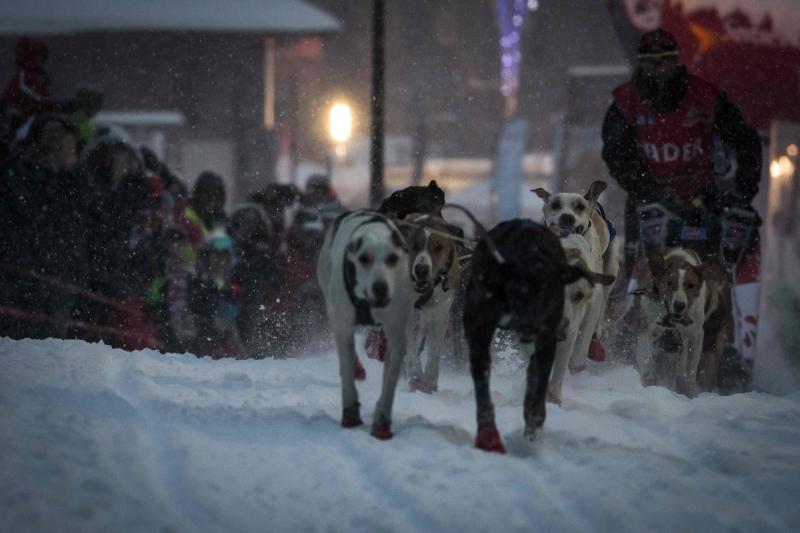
[
  {"x1": 533, "y1": 181, "x2": 621, "y2": 352},
  {"x1": 317, "y1": 210, "x2": 414, "y2": 440}
]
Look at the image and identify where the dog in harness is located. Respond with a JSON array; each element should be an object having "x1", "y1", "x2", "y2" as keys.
[
  {"x1": 533, "y1": 181, "x2": 621, "y2": 362},
  {"x1": 363, "y1": 180, "x2": 463, "y2": 364},
  {"x1": 317, "y1": 210, "x2": 414, "y2": 439},
  {"x1": 464, "y1": 219, "x2": 598, "y2": 453},
  {"x1": 400, "y1": 212, "x2": 462, "y2": 393}
]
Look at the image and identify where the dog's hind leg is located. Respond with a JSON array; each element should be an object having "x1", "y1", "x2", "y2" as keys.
[
  {"x1": 335, "y1": 326, "x2": 362, "y2": 427},
  {"x1": 371, "y1": 326, "x2": 407, "y2": 440},
  {"x1": 548, "y1": 328, "x2": 579, "y2": 406},
  {"x1": 523, "y1": 337, "x2": 556, "y2": 439}
]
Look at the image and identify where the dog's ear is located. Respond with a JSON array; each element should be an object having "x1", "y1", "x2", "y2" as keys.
[
  {"x1": 391, "y1": 230, "x2": 408, "y2": 252},
  {"x1": 561, "y1": 264, "x2": 586, "y2": 285},
  {"x1": 347, "y1": 237, "x2": 363, "y2": 255},
  {"x1": 584, "y1": 181, "x2": 607, "y2": 204},
  {"x1": 445, "y1": 223, "x2": 464, "y2": 240},
  {"x1": 531, "y1": 188, "x2": 550, "y2": 202},
  {"x1": 561, "y1": 263, "x2": 616, "y2": 286},
  {"x1": 692, "y1": 264, "x2": 706, "y2": 283},
  {"x1": 586, "y1": 271, "x2": 616, "y2": 286},
  {"x1": 428, "y1": 180, "x2": 445, "y2": 203},
  {"x1": 647, "y1": 250, "x2": 667, "y2": 278}
]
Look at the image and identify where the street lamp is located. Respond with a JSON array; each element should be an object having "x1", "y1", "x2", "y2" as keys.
[
  {"x1": 327, "y1": 102, "x2": 353, "y2": 179},
  {"x1": 329, "y1": 102, "x2": 353, "y2": 144}
]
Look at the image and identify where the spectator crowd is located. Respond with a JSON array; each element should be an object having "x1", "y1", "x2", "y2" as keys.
[{"x1": 0, "y1": 37, "x2": 342, "y2": 358}]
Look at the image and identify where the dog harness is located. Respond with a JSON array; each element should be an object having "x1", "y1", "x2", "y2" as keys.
[{"x1": 595, "y1": 202, "x2": 617, "y2": 241}]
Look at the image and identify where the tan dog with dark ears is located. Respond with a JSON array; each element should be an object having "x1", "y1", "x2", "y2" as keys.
[{"x1": 400, "y1": 213, "x2": 462, "y2": 393}]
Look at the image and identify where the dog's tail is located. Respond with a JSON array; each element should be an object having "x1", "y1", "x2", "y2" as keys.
[{"x1": 442, "y1": 203, "x2": 505, "y2": 264}]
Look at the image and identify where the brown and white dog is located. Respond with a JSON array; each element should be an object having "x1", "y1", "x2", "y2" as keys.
[
  {"x1": 645, "y1": 248, "x2": 719, "y2": 396},
  {"x1": 401, "y1": 213, "x2": 462, "y2": 393}
]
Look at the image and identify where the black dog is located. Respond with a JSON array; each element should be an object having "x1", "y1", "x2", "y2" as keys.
[
  {"x1": 379, "y1": 180, "x2": 445, "y2": 219},
  {"x1": 464, "y1": 219, "x2": 591, "y2": 453}
]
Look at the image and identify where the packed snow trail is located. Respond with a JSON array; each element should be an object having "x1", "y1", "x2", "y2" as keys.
[{"x1": 1, "y1": 338, "x2": 799, "y2": 533}]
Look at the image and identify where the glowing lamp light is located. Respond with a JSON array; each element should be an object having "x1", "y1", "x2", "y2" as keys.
[
  {"x1": 787, "y1": 144, "x2": 798, "y2": 157},
  {"x1": 771, "y1": 156, "x2": 795, "y2": 180},
  {"x1": 329, "y1": 103, "x2": 353, "y2": 143}
]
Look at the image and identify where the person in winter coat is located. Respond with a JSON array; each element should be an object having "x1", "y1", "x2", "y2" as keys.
[
  {"x1": 602, "y1": 29, "x2": 761, "y2": 271},
  {"x1": 1, "y1": 114, "x2": 90, "y2": 338},
  {"x1": 601, "y1": 28, "x2": 763, "y2": 387},
  {"x1": 189, "y1": 231, "x2": 243, "y2": 358},
  {"x1": 90, "y1": 173, "x2": 162, "y2": 350},
  {"x1": 146, "y1": 225, "x2": 196, "y2": 354},
  {"x1": 181, "y1": 171, "x2": 228, "y2": 249},
  {"x1": 1, "y1": 37, "x2": 62, "y2": 120},
  {"x1": 248, "y1": 183, "x2": 299, "y2": 250},
  {"x1": 228, "y1": 204, "x2": 286, "y2": 357}
]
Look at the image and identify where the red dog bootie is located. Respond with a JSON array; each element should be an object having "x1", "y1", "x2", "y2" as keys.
[
  {"x1": 587, "y1": 337, "x2": 606, "y2": 362},
  {"x1": 354, "y1": 359, "x2": 366, "y2": 381},
  {"x1": 365, "y1": 330, "x2": 387, "y2": 362},
  {"x1": 475, "y1": 424, "x2": 506, "y2": 454},
  {"x1": 370, "y1": 425, "x2": 393, "y2": 440},
  {"x1": 409, "y1": 375, "x2": 435, "y2": 394}
]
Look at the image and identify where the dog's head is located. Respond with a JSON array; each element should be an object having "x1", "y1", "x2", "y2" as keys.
[
  {"x1": 403, "y1": 213, "x2": 458, "y2": 292},
  {"x1": 533, "y1": 181, "x2": 606, "y2": 238},
  {"x1": 346, "y1": 222, "x2": 408, "y2": 308},
  {"x1": 648, "y1": 250, "x2": 705, "y2": 325},
  {"x1": 378, "y1": 180, "x2": 445, "y2": 220}
]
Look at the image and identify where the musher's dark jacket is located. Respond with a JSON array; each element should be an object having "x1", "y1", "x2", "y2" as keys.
[{"x1": 601, "y1": 66, "x2": 762, "y2": 247}]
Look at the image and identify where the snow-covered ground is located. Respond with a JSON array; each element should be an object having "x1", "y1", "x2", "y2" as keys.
[{"x1": 1, "y1": 338, "x2": 799, "y2": 533}]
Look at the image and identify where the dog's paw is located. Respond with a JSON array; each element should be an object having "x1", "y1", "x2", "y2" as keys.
[
  {"x1": 354, "y1": 359, "x2": 366, "y2": 381},
  {"x1": 546, "y1": 390, "x2": 562, "y2": 406},
  {"x1": 370, "y1": 425, "x2": 393, "y2": 440},
  {"x1": 569, "y1": 363, "x2": 587, "y2": 375},
  {"x1": 409, "y1": 376, "x2": 436, "y2": 394},
  {"x1": 475, "y1": 425, "x2": 506, "y2": 454},
  {"x1": 341, "y1": 405, "x2": 363, "y2": 428}
]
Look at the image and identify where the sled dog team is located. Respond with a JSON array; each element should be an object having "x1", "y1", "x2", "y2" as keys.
[{"x1": 317, "y1": 180, "x2": 722, "y2": 454}]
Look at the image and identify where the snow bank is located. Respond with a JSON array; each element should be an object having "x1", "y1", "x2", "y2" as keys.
[{"x1": 1, "y1": 338, "x2": 799, "y2": 532}]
